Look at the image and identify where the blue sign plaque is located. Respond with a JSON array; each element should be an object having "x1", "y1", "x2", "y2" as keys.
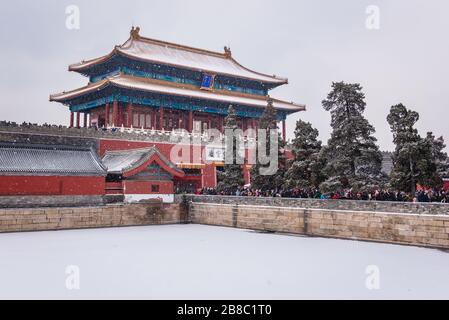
[{"x1": 201, "y1": 74, "x2": 214, "y2": 90}]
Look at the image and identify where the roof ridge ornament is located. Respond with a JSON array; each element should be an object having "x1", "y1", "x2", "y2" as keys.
[
  {"x1": 224, "y1": 46, "x2": 232, "y2": 58},
  {"x1": 130, "y1": 26, "x2": 141, "y2": 40}
]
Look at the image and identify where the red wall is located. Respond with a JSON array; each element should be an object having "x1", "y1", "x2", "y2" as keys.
[
  {"x1": 99, "y1": 140, "x2": 176, "y2": 158},
  {"x1": 444, "y1": 180, "x2": 449, "y2": 192},
  {"x1": 124, "y1": 180, "x2": 173, "y2": 194},
  {"x1": 0, "y1": 176, "x2": 105, "y2": 196},
  {"x1": 202, "y1": 165, "x2": 216, "y2": 188}
]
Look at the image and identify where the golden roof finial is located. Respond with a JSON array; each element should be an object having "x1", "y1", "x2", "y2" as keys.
[
  {"x1": 130, "y1": 26, "x2": 141, "y2": 39},
  {"x1": 224, "y1": 46, "x2": 232, "y2": 58}
]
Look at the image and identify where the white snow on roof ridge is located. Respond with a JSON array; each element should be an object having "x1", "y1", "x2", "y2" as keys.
[{"x1": 70, "y1": 35, "x2": 287, "y2": 84}]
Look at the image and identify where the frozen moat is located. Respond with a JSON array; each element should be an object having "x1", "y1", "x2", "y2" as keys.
[{"x1": 0, "y1": 224, "x2": 448, "y2": 299}]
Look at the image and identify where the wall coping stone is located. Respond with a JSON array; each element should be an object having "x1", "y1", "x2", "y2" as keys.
[
  {"x1": 178, "y1": 195, "x2": 449, "y2": 215},
  {"x1": 191, "y1": 202, "x2": 449, "y2": 218}
]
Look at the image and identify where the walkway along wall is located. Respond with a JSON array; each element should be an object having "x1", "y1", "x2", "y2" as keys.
[{"x1": 186, "y1": 196, "x2": 449, "y2": 249}]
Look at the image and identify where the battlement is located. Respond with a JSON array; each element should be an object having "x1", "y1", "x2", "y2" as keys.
[{"x1": 0, "y1": 121, "x2": 223, "y2": 145}]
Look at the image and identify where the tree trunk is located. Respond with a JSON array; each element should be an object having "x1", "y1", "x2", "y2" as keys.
[{"x1": 410, "y1": 156, "x2": 416, "y2": 195}]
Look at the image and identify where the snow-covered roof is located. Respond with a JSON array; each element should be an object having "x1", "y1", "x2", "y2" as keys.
[
  {"x1": 102, "y1": 147, "x2": 184, "y2": 177},
  {"x1": 69, "y1": 28, "x2": 288, "y2": 85},
  {"x1": 50, "y1": 74, "x2": 305, "y2": 112},
  {"x1": 0, "y1": 143, "x2": 106, "y2": 176}
]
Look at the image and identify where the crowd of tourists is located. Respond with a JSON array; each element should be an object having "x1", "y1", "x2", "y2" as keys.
[{"x1": 197, "y1": 187, "x2": 449, "y2": 203}]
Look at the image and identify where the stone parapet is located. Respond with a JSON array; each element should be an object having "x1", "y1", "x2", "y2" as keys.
[
  {"x1": 178, "y1": 195, "x2": 449, "y2": 215},
  {"x1": 189, "y1": 202, "x2": 449, "y2": 249}
]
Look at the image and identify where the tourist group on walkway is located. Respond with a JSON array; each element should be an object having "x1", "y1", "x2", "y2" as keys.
[{"x1": 197, "y1": 187, "x2": 449, "y2": 204}]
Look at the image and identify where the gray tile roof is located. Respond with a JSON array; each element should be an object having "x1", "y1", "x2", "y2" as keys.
[
  {"x1": 0, "y1": 143, "x2": 107, "y2": 176},
  {"x1": 102, "y1": 146, "x2": 183, "y2": 176}
]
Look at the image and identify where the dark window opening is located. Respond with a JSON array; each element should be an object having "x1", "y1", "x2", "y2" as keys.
[{"x1": 106, "y1": 174, "x2": 123, "y2": 183}]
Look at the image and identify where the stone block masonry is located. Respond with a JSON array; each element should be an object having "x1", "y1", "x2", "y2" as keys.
[
  {"x1": 1, "y1": 194, "x2": 448, "y2": 250},
  {"x1": 190, "y1": 203, "x2": 449, "y2": 249},
  {"x1": 0, "y1": 203, "x2": 183, "y2": 233},
  {"x1": 183, "y1": 195, "x2": 449, "y2": 215}
]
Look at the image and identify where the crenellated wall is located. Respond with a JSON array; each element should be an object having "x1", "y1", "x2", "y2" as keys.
[{"x1": 0, "y1": 121, "x2": 213, "y2": 144}]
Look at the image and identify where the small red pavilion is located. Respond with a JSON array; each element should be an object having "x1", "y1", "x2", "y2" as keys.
[{"x1": 102, "y1": 147, "x2": 185, "y2": 203}]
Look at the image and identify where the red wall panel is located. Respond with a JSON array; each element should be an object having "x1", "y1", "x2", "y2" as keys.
[
  {"x1": 444, "y1": 181, "x2": 449, "y2": 192},
  {"x1": 0, "y1": 176, "x2": 105, "y2": 196},
  {"x1": 123, "y1": 180, "x2": 173, "y2": 195},
  {"x1": 202, "y1": 165, "x2": 216, "y2": 188}
]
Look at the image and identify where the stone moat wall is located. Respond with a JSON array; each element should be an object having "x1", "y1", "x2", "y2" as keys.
[
  {"x1": 0, "y1": 202, "x2": 185, "y2": 233},
  {"x1": 0, "y1": 194, "x2": 448, "y2": 249},
  {"x1": 186, "y1": 195, "x2": 449, "y2": 249}
]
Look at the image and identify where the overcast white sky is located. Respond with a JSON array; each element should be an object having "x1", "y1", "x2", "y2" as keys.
[{"x1": 0, "y1": 0, "x2": 448, "y2": 151}]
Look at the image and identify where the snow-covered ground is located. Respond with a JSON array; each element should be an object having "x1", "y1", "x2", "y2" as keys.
[{"x1": 0, "y1": 224, "x2": 448, "y2": 300}]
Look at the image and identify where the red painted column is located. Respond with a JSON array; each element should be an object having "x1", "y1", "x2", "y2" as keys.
[
  {"x1": 117, "y1": 101, "x2": 122, "y2": 126},
  {"x1": 112, "y1": 100, "x2": 119, "y2": 126},
  {"x1": 188, "y1": 111, "x2": 193, "y2": 133},
  {"x1": 243, "y1": 165, "x2": 251, "y2": 185},
  {"x1": 83, "y1": 113, "x2": 88, "y2": 128},
  {"x1": 159, "y1": 106, "x2": 164, "y2": 131},
  {"x1": 152, "y1": 109, "x2": 156, "y2": 130},
  {"x1": 69, "y1": 112, "x2": 74, "y2": 128},
  {"x1": 178, "y1": 111, "x2": 183, "y2": 129},
  {"x1": 105, "y1": 104, "x2": 110, "y2": 127},
  {"x1": 76, "y1": 112, "x2": 80, "y2": 128},
  {"x1": 282, "y1": 120, "x2": 286, "y2": 143},
  {"x1": 127, "y1": 103, "x2": 133, "y2": 127}
]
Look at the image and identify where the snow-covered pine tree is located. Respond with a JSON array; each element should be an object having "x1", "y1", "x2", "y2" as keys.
[
  {"x1": 284, "y1": 120, "x2": 325, "y2": 189},
  {"x1": 320, "y1": 82, "x2": 385, "y2": 193},
  {"x1": 251, "y1": 99, "x2": 286, "y2": 191},
  {"x1": 387, "y1": 103, "x2": 435, "y2": 194},
  {"x1": 216, "y1": 105, "x2": 244, "y2": 194},
  {"x1": 427, "y1": 133, "x2": 449, "y2": 180},
  {"x1": 421, "y1": 132, "x2": 449, "y2": 189}
]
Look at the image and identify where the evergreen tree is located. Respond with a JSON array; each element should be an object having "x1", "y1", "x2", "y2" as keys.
[
  {"x1": 251, "y1": 99, "x2": 286, "y2": 191},
  {"x1": 320, "y1": 82, "x2": 386, "y2": 193},
  {"x1": 422, "y1": 132, "x2": 448, "y2": 189},
  {"x1": 216, "y1": 105, "x2": 244, "y2": 194},
  {"x1": 386, "y1": 103, "x2": 437, "y2": 193},
  {"x1": 284, "y1": 120, "x2": 325, "y2": 189},
  {"x1": 427, "y1": 132, "x2": 449, "y2": 178}
]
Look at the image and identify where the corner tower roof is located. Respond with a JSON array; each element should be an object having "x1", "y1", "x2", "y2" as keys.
[{"x1": 69, "y1": 27, "x2": 288, "y2": 85}]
